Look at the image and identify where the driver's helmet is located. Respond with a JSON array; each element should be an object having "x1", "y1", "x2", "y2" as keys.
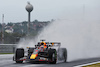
[
  {"x1": 40, "y1": 42, "x2": 46, "y2": 46},
  {"x1": 40, "y1": 42, "x2": 47, "y2": 49}
]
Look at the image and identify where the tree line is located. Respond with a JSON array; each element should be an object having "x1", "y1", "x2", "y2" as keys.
[{"x1": 0, "y1": 20, "x2": 51, "y2": 44}]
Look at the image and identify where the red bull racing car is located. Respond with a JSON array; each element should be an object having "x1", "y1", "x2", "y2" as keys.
[{"x1": 13, "y1": 40, "x2": 67, "y2": 64}]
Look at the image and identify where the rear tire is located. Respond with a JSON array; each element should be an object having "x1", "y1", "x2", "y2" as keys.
[
  {"x1": 15, "y1": 48, "x2": 24, "y2": 63},
  {"x1": 58, "y1": 48, "x2": 67, "y2": 62},
  {"x1": 63, "y1": 48, "x2": 67, "y2": 62}
]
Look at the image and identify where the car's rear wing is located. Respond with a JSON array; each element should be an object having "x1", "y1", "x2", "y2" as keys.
[
  {"x1": 50, "y1": 42, "x2": 61, "y2": 47},
  {"x1": 37, "y1": 42, "x2": 61, "y2": 47}
]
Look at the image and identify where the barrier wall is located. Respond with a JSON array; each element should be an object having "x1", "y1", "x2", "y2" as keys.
[{"x1": 0, "y1": 44, "x2": 16, "y2": 53}]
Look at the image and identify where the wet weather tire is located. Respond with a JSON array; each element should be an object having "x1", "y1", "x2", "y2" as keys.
[
  {"x1": 15, "y1": 48, "x2": 24, "y2": 63},
  {"x1": 48, "y1": 49, "x2": 57, "y2": 64},
  {"x1": 58, "y1": 48, "x2": 67, "y2": 62},
  {"x1": 63, "y1": 48, "x2": 67, "y2": 62}
]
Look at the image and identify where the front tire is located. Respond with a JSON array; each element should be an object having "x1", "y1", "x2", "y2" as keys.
[
  {"x1": 48, "y1": 49, "x2": 57, "y2": 64},
  {"x1": 15, "y1": 48, "x2": 24, "y2": 63}
]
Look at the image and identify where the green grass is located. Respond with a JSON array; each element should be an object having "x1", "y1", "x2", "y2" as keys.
[{"x1": 0, "y1": 53, "x2": 14, "y2": 54}]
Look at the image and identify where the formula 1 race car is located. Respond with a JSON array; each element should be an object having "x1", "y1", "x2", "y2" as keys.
[{"x1": 13, "y1": 40, "x2": 67, "y2": 64}]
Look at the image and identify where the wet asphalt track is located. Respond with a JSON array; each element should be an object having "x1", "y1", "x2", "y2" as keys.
[{"x1": 0, "y1": 54, "x2": 100, "y2": 67}]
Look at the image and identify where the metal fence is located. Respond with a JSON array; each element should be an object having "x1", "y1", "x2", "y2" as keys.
[{"x1": 0, "y1": 44, "x2": 16, "y2": 53}]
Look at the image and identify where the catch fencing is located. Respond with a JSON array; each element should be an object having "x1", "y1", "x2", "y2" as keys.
[{"x1": 0, "y1": 44, "x2": 16, "y2": 53}]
